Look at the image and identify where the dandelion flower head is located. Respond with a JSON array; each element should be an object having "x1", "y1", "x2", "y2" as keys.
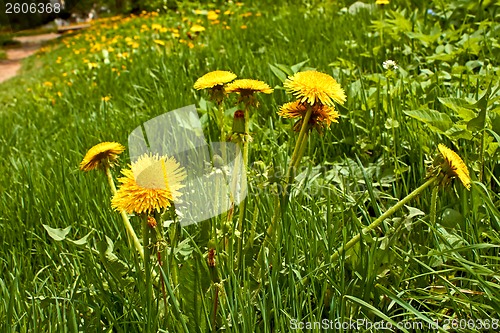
[
  {"x1": 284, "y1": 70, "x2": 346, "y2": 107},
  {"x1": 225, "y1": 79, "x2": 273, "y2": 96},
  {"x1": 112, "y1": 153, "x2": 187, "y2": 214},
  {"x1": 194, "y1": 70, "x2": 237, "y2": 90},
  {"x1": 278, "y1": 101, "x2": 339, "y2": 130},
  {"x1": 437, "y1": 144, "x2": 471, "y2": 190},
  {"x1": 80, "y1": 142, "x2": 125, "y2": 171}
]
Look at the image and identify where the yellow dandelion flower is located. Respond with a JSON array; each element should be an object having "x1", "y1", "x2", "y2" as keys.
[
  {"x1": 194, "y1": 70, "x2": 237, "y2": 90},
  {"x1": 376, "y1": 0, "x2": 389, "y2": 5},
  {"x1": 80, "y1": 142, "x2": 125, "y2": 172},
  {"x1": 154, "y1": 39, "x2": 166, "y2": 46},
  {"x1": 207, "y1": 10, "x2": 219, "y2": 21},
  {"x1": 437, "y1": 144, "x2": 471, "y2": 190},
  {"x1": 102, "y1": 96, "x2": 111, "y2": 102},
  {"x1": 151, "y1": 23, "x2": 162, "y2": 31},
  {"x1": 284, "y1": 70, "x2": 346, "y2": 107},
  {"x1": 225, "y1": 79, "x2": 273, "y2": 96},
  {"x1": 43, "y1": 81, "x2": 53, "y2": 88},
  {"x1": 278, "y1": 101, "x2": 340, "y2": 131},
  {"x1": 190, "y1": 24, "x2": 206, "y2": 33},
  {"x1": 111, "y1": 154, "x2": 187, "y2": 214},
  {"x1": 240, "y1": 25, "x2": 247, "y2": 29}
]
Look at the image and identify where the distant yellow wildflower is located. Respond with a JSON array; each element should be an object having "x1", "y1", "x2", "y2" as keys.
[
  {"x1": 190, "y1": 24, "x2": 206, "y2": 33},
  {"x1": 207, "y1": 10, "x2": 218, "y2": 20}
]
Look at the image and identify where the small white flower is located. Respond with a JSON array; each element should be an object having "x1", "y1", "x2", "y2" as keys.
[{"x1": 383, "y1": 60, "x2": 398, "y2": 70}]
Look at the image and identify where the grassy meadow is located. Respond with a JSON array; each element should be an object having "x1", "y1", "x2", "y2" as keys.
[{"x1": 1, "y1": 0, "x2": 500, "y2": 332}]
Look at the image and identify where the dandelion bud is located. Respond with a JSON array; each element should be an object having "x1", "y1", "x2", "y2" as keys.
[
  {"x1": 232, "y1": 110, "x2": 245, "y2": 134},
  {"x1": 208, "y1": 248, "x2": 216, "y2": 267}
]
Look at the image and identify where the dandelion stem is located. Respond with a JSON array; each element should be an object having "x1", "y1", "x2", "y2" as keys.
[
  {"x1": 282, "y1": 107, "x2": 313, "y2": 210},
  {"x1": 330, "y1": 176, "x2": 438, "y2": 262},
  {"x1": 260, "y1": 107, "x2": 312, "y2": 270},
  {"x1": 104, "y1": 166, "x2": 144, "y2": 260},
  {"x1": 169, "y1": 219, "x2": 180, "y2": 296},
  {"x1": 429, "y1": 185, "x2": 439, "y2": 226},
  {"x1": 218, "y1": 102, "x2": 227, "y2": 161},
  {"x1": 143, "y1": 215, "x2": 153, "y2": 331},
  {"x1": 236, "y1": 104, "x2": 251, "y2": 271}
]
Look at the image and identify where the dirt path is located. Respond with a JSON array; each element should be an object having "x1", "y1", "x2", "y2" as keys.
[{"x1": 0, "y1": 33, "x2": 61, "y2": 84}]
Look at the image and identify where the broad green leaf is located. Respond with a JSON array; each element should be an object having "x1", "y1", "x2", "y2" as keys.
[
  {"x1": 178, "y1": 259, "x2": 210, "y2": 332},
  {"x1": 467, "y1": 108, "x2": 486, "y2": 131},
  {"x1": 96, "y1": 236, "x2": 133, "y2": 288},
  {"x1": 438, "y1": 97, "x2": 476, "y2": 121},
  {"x1": 290, "y1": 59, "x2": 309, "y2": 73},
  {"x1": 405, "y1": 205, "x2": 425, "y2": 219},
  {"x1": 43, "y1": 224, "x2": 71, "y2": 241},
  {"x1": 274, "y1": 63, "x2": 294, "y2": 76},
  {"x1": 268, "y1": 63, "x2": 287, "y2": 83},
  {"x1": 403, "y1": 109, "x2": 453, "y2": 133},
  {"x1": 446, "y1": 125, "x2": 473, "y2": 140},
  {"x1": 67, "y1": 232, "x2": 92, "y2": 246},
  {"x1": 485, "y1": 128, "x2": 500, "y2": 144}
]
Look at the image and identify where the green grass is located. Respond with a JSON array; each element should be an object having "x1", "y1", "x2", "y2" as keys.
[{"x1": 1, "y1": 0, "x2": 499, "y2": 332}]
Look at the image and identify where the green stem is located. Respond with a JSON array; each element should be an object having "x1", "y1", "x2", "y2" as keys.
[
  {"x1": 236, "y1": 104, "x2": 251, "y2": 271},
  {"x1": 259, "y1": 107, "x2": 312, "y2": 270},
  {"x1": 430, "y1": 185, "x2": 439, "y2": 226},
  {"x1": 105, "y1": 167, "x2": 144, "y2": 260},
  {"x1": 281, "y1": 107, "x2": 313, "y2": 211},
  {"x1": 218, "y1": 103, "x2": 227, "y2": 162},
  {"x1": 143, "y1": 215, "x2": 153, "y2": 331},
  {"x1": 169, "y1": 219, "x2": 180, "y2": 296},
  {"x1": 330, "y1": 176, "x2": 438, "y2": 262}
]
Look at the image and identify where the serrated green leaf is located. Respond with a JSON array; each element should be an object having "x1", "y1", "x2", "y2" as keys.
[
  {"x1": 403, "y1": 109, "x2": 453, "y2": 133},
  {"x1": 43, "y1": 224, "x2": 71, "y2": 241}
]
